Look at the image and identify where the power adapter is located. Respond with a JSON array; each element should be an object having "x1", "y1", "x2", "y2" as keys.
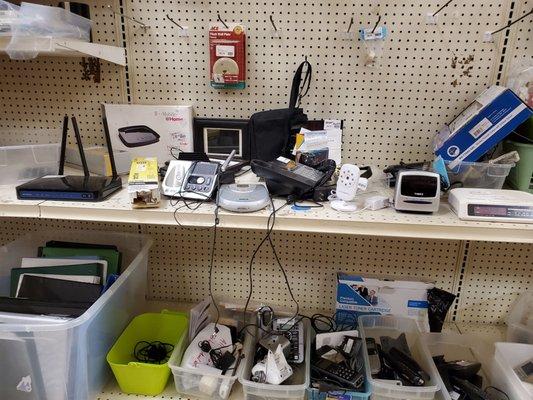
[{"x1": 364, "y1": 195, "x2": 390, "y2": 211}]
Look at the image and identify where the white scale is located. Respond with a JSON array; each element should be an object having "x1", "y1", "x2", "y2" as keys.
[{"x1": 449, "y1": 188, "x2": 533, "y2": 223}]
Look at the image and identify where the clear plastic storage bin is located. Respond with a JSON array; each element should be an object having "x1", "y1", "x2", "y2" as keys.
[
  {"x1": 0, "y1": 143, "x2": 60, "y2": 185},
  {"x1": 169, "y1": 307, "x2": 251, "y2": 400},
  {"x1": 491, "y1": 342, "x2": 533, "y2": 400},
  {"x1": 445, "y1": 161, "x2": 514, "y2": 189},
  {"x1": 0, "y1": 230, "x2": 152, "y2": 400},
  {"x1": 507, "y1": 290, "x2": 533, "y2": 344},
  {"x1": 422, "y1": 332, "x2": 494, "y2": 400},
  {"x1": 239, "y1": 319, "x2": 311, "y2": 400},
  {"x1": 359, "y1": 315, "x2": 441, "y2": 400}
]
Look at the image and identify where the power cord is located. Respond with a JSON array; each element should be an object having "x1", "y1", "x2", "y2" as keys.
[
  {"x1": 242, "y1": 198, "x2": 290, "y2": 330},
  {"x1": 134, "y1": 341, "x2": 174, "y2": 364}
]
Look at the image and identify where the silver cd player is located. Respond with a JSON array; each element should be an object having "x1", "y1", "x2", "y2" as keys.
[{"x1": 218, "y1": 184, "x2": 270, "y2": 213}]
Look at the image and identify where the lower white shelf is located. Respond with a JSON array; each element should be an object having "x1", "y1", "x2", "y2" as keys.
[{"x1": 96, "y1": 381, "x2": 242, "y2": 400}]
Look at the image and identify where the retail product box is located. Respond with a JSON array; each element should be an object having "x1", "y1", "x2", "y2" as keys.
[
  {"x1": 65, "y1": 145, "x2": 131, "y2": 175},
  {"x1": 434, "y1": 86, "x2": 533, "y2": 169},
  {"x1": 128, "y1": 157, "x2": 160, "y2": 208},
  {"x1": 336, "y1": 273, "x2": 434, "y2": 330},
  {"x1": 0, "y1": 229, "x2": 152, "y2": 400},
  {"x1": 103, "y1": 104, "x2": 194, "y2": 166}
]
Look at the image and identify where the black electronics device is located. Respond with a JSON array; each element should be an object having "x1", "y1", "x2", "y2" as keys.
[
  {"x1": 273, "y1": 317, "x2": 305, "y2": 364},
  {"x1": 311, "y1": 357, "x2": 364, "y2": 390},
  {"x1": 181, "y1": 161, "x2": 220, "y2": 200},
  {"x1": 366, "y1": 338, "x2": 382, "y2": 375},
  {"x1": 16, "y1": 116, "x2": 122, "y2": 201},
  {"x1": 194, "y1": 118, "x2": 250, "y2": 160},
  {"x1": 0, "y1": 297, "x2": 92, "y2": 317},
  {"x1": 251, "y1": 158, "x2": 335, "y2": 199},
  {"x1": 118, "y1": 125, "x2": 160, "y2": 147},
  {"x1": 17, "y1": 275, "x2": 102, "y2": 304}
]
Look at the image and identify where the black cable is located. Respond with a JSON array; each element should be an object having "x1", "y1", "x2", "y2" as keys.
[
  {"x1": 266, "y1": 196, "x2": 300, "y2": 331},
  {"x1": 294, "y1": 200, "x2": 324, "y2": 208},
  {"x1": 208, "y1": 178, "x2": 222, "y2": 330},
  {"x1": 491, "y1": 8, "x2": 533, "y2": 35},
  {"x1": 241, "y1": 200, "x2": 289, "y2": 330},
  {"x1": 432, "y1": 0, "x2": 454, "y2": 17},
  {"x1": 134, "y1": 341, "x2": 174, "y2": 364}
]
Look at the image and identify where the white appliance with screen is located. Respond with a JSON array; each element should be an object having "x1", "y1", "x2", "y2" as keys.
[{"x1": 448, "y1": 188, "x2": 533, "y2": 223}]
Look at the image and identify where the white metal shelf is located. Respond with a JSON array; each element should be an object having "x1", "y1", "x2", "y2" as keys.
[
  {"x1": 0, "y1": 181, "x2": 532, "y2": 242},
  {"x1": 0, "y1": 185, "x2": 42, "y2": 218},
  {"x1": 0, "y1": 37, "x2": 126, "y2": 65}
]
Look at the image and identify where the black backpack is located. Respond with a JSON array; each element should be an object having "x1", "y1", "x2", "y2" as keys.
[{"x1": 249, "y1": 60, "x2": 312, "y2": 161}]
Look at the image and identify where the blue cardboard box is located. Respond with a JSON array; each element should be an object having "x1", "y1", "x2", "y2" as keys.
[
  {"x1": 434, "y1": 86, "x2": 533, "y2": 168},
  {"x1": 335, "y1": 273, "x2": 434, "y2": 330}
]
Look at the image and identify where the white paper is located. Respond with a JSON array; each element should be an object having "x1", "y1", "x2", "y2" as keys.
[{"x1": 21, "y1": 257, "x2": 108, "y2": 281}]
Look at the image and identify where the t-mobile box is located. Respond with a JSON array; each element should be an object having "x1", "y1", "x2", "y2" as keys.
[
  {"x1": 336, "y1": 273, "x2": 434, "y2": 330},
  {"x1": 103, "y1": 104, "x2": 194, "y2": 166},
  {"x1": 434, "y1": 86, "x2": 532, "y2": 169}
]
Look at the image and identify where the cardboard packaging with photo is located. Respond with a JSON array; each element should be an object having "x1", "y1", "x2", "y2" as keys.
[
  {"x1": 336, "y1": 273, "x2": 434, "y2": 330},
  {"x1": 102, "y1": 104, "x2": 194, "y2": 166}
]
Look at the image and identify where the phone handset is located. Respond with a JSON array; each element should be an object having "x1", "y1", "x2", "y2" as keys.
[{"x1": 161, "y1": 160, "x2": 193, "y2": 197}]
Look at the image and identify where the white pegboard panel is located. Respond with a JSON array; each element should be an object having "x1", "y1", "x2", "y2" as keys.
[
  {"x1": 141, "y1": 225, "x2": 462, "y2": 313},
  {"x1": 501, "y1": 0, "x2": 533, "y2": 83},
  {"x1": 0, "y1": 0, "x2": 126, "y2": 147},
  {"x1": 455, "y1": 241, "x2": 533, "y2": 325},
  {"x1": 124, "y1": 0, "x2": 511, "y2": 167},
  {"x1": 0, "y1": 217, "x2": 139, "y2": 247}
]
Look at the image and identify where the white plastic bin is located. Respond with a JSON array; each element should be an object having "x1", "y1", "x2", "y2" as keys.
[
  {"x1": 422, "y1": 332, "x2": 494, "y2": 400},
  {"x1": 169, "y1": 308, "x2": 251, "y2": 400},
  {"x1": 0, "y1": 143, "x2": 60, "y2": 185},
  {"x1": 239, "y1": 319, "x2": 311, "y2": 400},
  {"x1": 358, "y1": 315, "x2": 441, "y2": 400},
  {"x1": 491, "y1": 342, "x2": 533, "y2": 400},
  {"x1": 445, "y1": 161, "x2": 514, "y2": 189},
  {"x1": 507, "y1": 290, "x2": 533, "y2": 344},
  {"x1": 0, "y1": 229, "x2": 152, "y2": 400}
]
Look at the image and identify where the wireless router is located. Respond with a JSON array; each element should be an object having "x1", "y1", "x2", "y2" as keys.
[{"x1": 16, "y1": 116, "x2": 122, "y2": 201}]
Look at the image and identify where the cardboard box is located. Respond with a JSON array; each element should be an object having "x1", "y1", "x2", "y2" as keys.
[
  {"x1": 434, "y1": 86, "x2": 533, "y2": 169},
  {"x1": 336, "y1": 273, "x2": 434, "y2": 329},
  {"x1": 103, "y1": 104, "x2": 194, "y2": 166},
  {"x1": 128, "y1": 157, "x2": 160, "y2": 208}
]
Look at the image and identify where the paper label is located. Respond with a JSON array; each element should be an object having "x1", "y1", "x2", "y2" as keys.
[
  {"x1": 216, "y1": 45, "x2": 235, "y2": 57},
  {"x1": 469, "y1": 117, "x2": 492, "y2": 138}
]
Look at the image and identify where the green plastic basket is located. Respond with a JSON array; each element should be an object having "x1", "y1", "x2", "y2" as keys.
[
  {"x1": 504, "y1": 140, "x2": 533, "y2": 194},
  {"x1": 107, "y1": 310, "x2": 188, "y2": 396}
]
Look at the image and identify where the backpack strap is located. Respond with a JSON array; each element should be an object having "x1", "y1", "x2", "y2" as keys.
[{"x1": 289, "y1": 58, "x2": 312, "y2": 110}]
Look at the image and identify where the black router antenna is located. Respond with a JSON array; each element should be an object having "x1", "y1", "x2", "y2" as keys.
[
  {"x1": 71, "y1": 116, "x2": 90, "y2": 178},
  {"x1": 58, "y1": 115, "x2": 69, "y2": 175}
]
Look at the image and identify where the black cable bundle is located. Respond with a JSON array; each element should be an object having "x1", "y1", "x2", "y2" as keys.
[{"x1": 134, "y1": 341, "x2": 174, "y2": 364}]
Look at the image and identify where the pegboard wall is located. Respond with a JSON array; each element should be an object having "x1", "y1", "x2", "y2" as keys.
[
  {"x1": 1, "y1": 217, "x2": 531, "y2": 325},
  {"x1": 0, "y1": 0, "x2": 531, "y2": 167},
  {"x1": 0, "y1": 2, "x2": 531, "y2": 327}
]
